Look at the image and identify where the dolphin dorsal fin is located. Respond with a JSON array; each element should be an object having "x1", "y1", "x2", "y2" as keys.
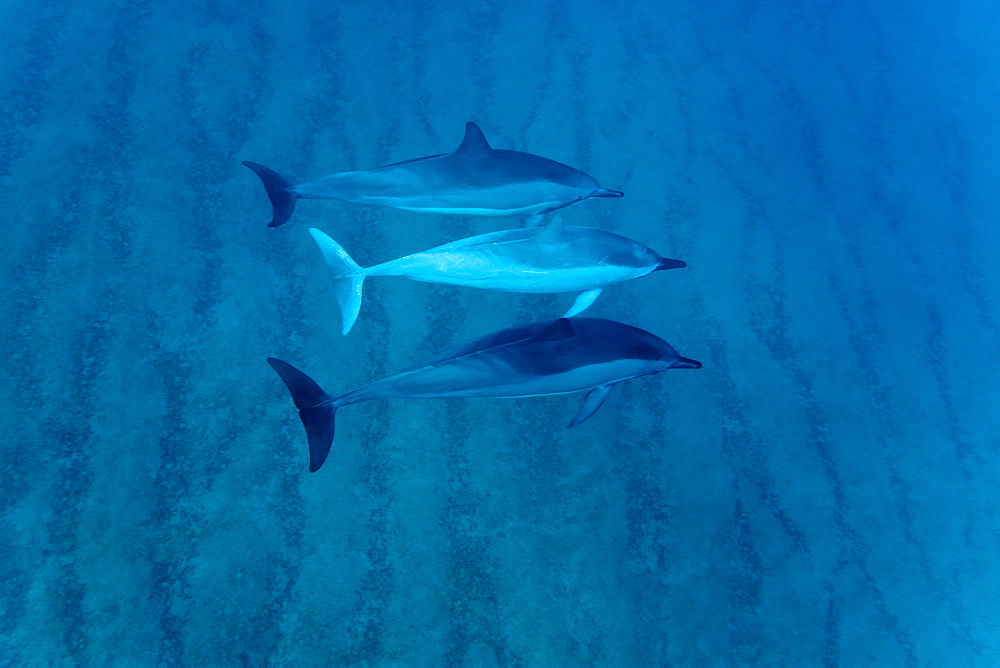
[
  {"x1": 535, "y1": 318, "x2": 574, "y2": 342},
  {"x1": 534, "y1": 214, "x2": 566, "y2": 244},
  {"x1": 456, "y1": 122, "x2": 492, "y2": 155}
]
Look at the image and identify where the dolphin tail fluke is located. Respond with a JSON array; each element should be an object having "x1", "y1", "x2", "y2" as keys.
[
  {"x1": 267, "y1": 358, "x2": 338, "y2": 472},
  {"x1": 242, "y1": 161, "x2": 297, "y2": 227},
  {"x1": 308, "y1": 228, "x2": 366, "y2": 335}
]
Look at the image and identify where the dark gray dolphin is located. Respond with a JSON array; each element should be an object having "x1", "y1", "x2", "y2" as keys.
[
  {"x1": 268, "y1": 318, "x2": 701, "y2": 472},
  {"x1": 243, "y1": 122, "x2": 624, "y2": 227}
]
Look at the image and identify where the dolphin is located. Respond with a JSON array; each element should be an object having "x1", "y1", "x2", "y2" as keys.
[
  {"x1": 308, "y1": 217, "x2": 687, "y2": 334},
  {"x1": 267, "y1": 317, "x2": 701, "y2": 472},
  {"x1": 242, "y1": 122, "x2": 624, "y2": 227}
]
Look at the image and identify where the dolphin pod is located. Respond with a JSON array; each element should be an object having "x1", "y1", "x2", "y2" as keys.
[
  {"x1": 268, "y1": 318, "x2": 700, "y2": 472},
  {"x1": 243, "y1": 122, "x2": 623, "y2": 228},
  {"x1": 308, "y1": 216, "x2": 686, "y2": 334},
  {"x1": 250, "y1": 121, "x2": 701, "y2": 472}
]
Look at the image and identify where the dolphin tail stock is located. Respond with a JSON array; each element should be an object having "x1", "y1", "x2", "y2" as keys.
[
  {"x1": 267, "y1": 358, "x2": 338, "y2": 472},
  {"x1": 308, "y1": 228, "x2": 366, "y2": 335},
  {"x1": 242, "y1": 161, "x2": 298, "y2": 227}
]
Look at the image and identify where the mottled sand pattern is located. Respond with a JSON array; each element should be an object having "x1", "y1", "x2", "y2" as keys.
[{"x1": 1, "y1": 0, "x2": 998, "y2": 664}]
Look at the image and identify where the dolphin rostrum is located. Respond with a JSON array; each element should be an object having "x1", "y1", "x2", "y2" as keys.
[
  {"x1": 309, "y1": 217, "x2": 686, "y2": 334},
  {"x1": 268, "y1": 318, "x2": 701, "y2": 472},
  {"x1": 243, "y1": 122, "x2": 624, "y2": 227}
]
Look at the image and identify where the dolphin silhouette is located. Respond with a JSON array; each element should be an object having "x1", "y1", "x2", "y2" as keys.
[
  {"x1": 308, "y1": 217, "x2": 686, "y2": 334},
  {"x1": 243, "y1": 122, "x2": 624, "y2": 227},
  {"x1": 268, "y1": 318, "x2": 701, "y2": 472}
]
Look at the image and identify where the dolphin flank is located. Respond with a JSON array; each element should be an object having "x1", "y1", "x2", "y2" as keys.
[
  {"x1": 308, "y1": 217, "x2": 686, "y2": 334},
  {"x1": 268, "y1": 318, "x2": 701, "y2": 472},
  {"x1": 243, "y1": 122, "x2": 624, "y2": 227}
]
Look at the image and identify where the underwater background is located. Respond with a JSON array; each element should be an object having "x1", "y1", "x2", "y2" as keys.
[{"x1": 1, "y1": 0, "x2": 998, "y2": 664}]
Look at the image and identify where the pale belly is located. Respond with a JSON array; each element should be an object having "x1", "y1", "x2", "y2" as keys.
[
  {"x1": 342, "y1": 358, "x2": 652, "y2": 404},
  {"x1": 297, "y1": 169, "x2": 572, "y2": 215},
  {"x1": 373, "y1": 249, "x2": 646, "y2": 293},
  {"x1": 394, "y1": 202, "x2": 555, "y2": 216}
]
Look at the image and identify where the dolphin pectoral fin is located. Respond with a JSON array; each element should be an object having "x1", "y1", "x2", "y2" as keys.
[
  {"x1": 309, "y1": 229, "x2": 366, "y2": 335},
  {"x1": 534, "y1": 214, "x2": 566, "y2": 242},
  {"x1": 523, "y1": 212, "x2": 549, "y2": 228},
  {"x1": 535, "y1": 318, "x2": 575, "y2": 342},
  {"x1": 267, "y1": 358, "x2": 338, "y2": 472},
  {"x1": 563, "y1": 288, "x2": 603, "y2": 318},
  {"x1": 242, "y1": 161, "x2": 298, "y2": 227},
  {"x1": 568, "y1": 384, "x2": 614, "y2": 428}
]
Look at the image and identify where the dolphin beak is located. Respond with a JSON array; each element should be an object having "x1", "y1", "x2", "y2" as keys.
[
  {"x1": 654, "y1": 257, "x2": 686, "y2": 271},
  {"x1": 672, "y1": 357, "x2": 702, "y2": 369},
  {"x1": 592, "y1": 188, "x2": 624, "y2": 198}
]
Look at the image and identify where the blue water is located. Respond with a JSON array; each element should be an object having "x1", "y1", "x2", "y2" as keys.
[{"x1": 1, "y1": 0, "x2": 997, "y2": 664}]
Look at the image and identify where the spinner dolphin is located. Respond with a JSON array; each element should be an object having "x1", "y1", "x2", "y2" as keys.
[
  {"x1": 309, "y1": 217, "x2": 686, "y2": 334},
  {"x1": 268, "y1": 318, "x2": 701, "y2": 472},
  {"x1": 243, "y1": 122, "x2": 623, "y2": 227}
]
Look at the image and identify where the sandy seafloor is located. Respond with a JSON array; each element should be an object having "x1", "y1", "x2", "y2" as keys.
[{"x1": 1, "y1": 0, "x2": 998, "y2": 664}]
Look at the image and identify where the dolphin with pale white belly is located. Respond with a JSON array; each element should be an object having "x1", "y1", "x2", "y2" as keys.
[
  {"x1": 242, "y1": 122, "x2": 623, "y2": 227},
  {"x1": 268, "y1": 318, "x2": 701, "y2": 472},
  {"x1": 309, "y1": 217, "x2": 686, "y2": 334}
]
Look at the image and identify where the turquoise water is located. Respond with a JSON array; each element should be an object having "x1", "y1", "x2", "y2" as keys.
[{"x1": 2, "y1": 0, "x2": 998, "y2": 664}]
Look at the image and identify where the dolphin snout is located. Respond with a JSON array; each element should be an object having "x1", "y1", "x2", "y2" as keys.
[
  {"x1": 655, "y1": 258, "x2": 686, "y2": 271},
  {"x1": 673, "y1": 357, "x2": 702, "y2": 369},
  {"x1": 592, "y1": 188, "x2": 624, "y2": 198}
]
